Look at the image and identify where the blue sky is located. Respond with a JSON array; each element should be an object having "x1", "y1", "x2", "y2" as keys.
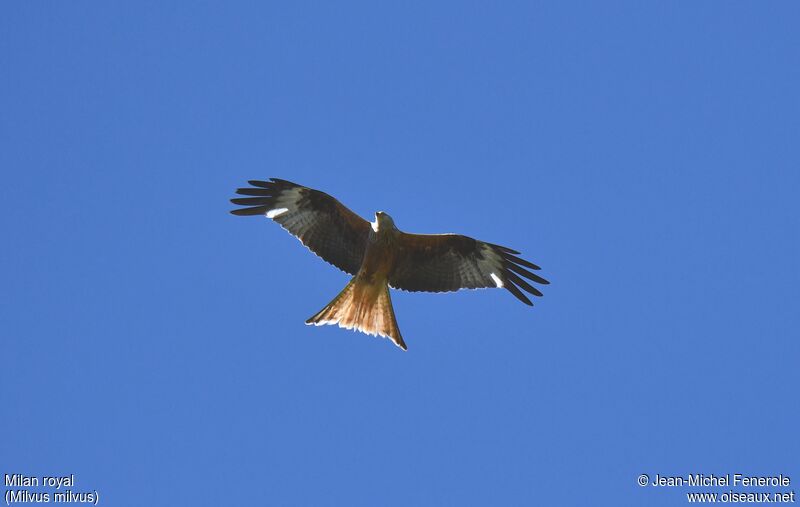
[{"x1": 2, "y1": 2, "x2": 798, "y2": 505}]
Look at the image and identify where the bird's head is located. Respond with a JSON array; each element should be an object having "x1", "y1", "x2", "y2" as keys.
[{"x1": 372, "y1": 211, "x2": 395, "y2": 232}]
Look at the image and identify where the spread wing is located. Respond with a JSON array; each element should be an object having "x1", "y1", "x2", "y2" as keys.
[
  {"x1": 230, "y1": 178, "x2": 371, "y2": 275},
  {"x1": 389, "y1": 233, "x2": 549, "y2": 305}
]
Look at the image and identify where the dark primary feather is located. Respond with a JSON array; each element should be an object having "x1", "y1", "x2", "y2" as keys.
[
  {"x1": 389, "y1": 233, "x2": 548, "y2": 305},
  {"x1": 505, "y1": 261, "x2": 549, "y2": 285},
  {"x1": 230, "y1": 178, "x2": 371, "y2": 274},
  {"x1": 230, "y1": 197, "x2": 273, "y2": 206},
  {"x1": 235, "y1": 187, "x2": 273, "y2": 196},
  {"x1": 230, "y1": 205, "x2": 271, "y2": 216},
  {"x1": 501, "y1": 252, "x2": 541, "y2": 270},
  {"x1": 248, "y1": 180, "x2": 274, "y2": 188},
  {"x1": 487, "y1": 242, "x2": 521, "y2": 255}
]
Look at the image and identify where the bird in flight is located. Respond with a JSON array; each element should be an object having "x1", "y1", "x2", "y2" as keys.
[{"x1": 230, "y1": 178, "x2": 548, "y2": 350}]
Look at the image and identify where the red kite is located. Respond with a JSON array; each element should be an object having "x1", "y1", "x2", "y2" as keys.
[{"x1": 230, "y1": 178, "x2": 548, "y2": 350}]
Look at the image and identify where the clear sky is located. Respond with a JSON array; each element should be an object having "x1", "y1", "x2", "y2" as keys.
[{"x1": 2, "y1": 2, "x2": 798, "y2": 506}]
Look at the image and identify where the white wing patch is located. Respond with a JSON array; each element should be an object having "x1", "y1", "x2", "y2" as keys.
[
  {"x1": 265, "y1": 187, "x2": 303, "y2": 220},
  {"x1": 490, "y1": 272, "x2": 504, "y2": 288},
  {"x1": 266, "y1": 207, "x2": 289, "y2": 219},
  {"x1": 477, "y1": 243, "x2": 506, "y2": 289}
]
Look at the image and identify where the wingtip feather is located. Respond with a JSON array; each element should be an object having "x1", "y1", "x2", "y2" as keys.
[
  {"x1": 505, "y1": 271, "x2": 544, "y2": 297},
  {"x1": 506, "y1": 262, "x2": 549, "y2": 285},
  {"x1": 230, "y1": 206, "x2": 269, "y2": 216},
  {"x1": 504, "y1": 282, "x2": 533, "y2": 306},
  {"x1": 248, "y1": 180, "x2": 275, "y2": 188}
]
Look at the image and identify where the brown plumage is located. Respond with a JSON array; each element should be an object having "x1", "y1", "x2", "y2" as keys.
[{"x1": 230, "y1": 178, "x2": 549, "y2": 350}]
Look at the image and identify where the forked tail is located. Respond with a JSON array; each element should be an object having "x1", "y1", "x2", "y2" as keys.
[{"x1": 306, "y1": 278, "x2": 406, "y2": 350}]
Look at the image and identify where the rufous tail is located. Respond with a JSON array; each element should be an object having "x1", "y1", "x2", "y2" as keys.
[{"x1": 306, "y1": 278, "x2": 406, "y2": 350}]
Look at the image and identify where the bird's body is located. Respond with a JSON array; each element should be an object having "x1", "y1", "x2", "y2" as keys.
[
  {"x1": 362, "y1": 213, "x2": 399, "y2": 279},
  {"x1": 307, "y1": 214, "x2": 405, "y2": 347},
  {"x1": 231, "y1": 178, "x2": 548, "y2": 350}
]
